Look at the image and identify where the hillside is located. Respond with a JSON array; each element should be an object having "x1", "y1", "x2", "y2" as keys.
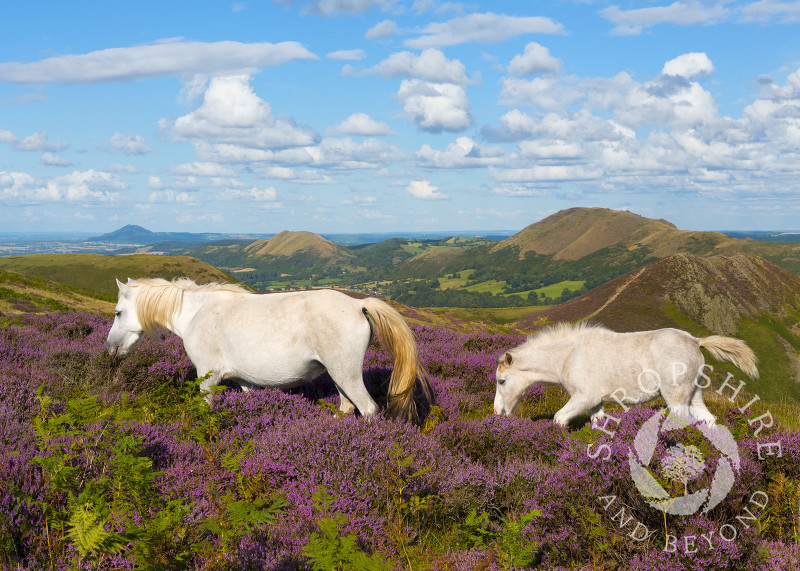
[
  {"x1": 243, "y1": 230, "x2": 352, "y2": 261},
  {"x1": 0, "y1": 270, "x2": 115, "y2": 314},
  {"x1": 0, "y1": 254, "x2": 240, "y2": 296},
  {"x1": 516, "y1": 253, "x2": 800, "y2": 403}
]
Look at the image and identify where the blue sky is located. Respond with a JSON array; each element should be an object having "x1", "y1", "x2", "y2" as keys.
[{"x1": 1, "y1": 0, "x2": 799, "y2": 234}]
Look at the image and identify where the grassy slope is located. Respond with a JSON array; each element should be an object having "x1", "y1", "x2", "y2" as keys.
[
  {"x1": 0, "y1": 253, "x2": 240, "y2": 296},
  {"x1": 0, "y1": 270, "x2": 115, "y2": 315}
]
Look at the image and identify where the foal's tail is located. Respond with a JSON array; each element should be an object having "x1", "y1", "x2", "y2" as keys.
[
  {"x1": 698, "y1": 335, "x2": 760, "y2": 380},
  {"x1": 361, "y1": 298, "x2": 432, "y2": 421}
]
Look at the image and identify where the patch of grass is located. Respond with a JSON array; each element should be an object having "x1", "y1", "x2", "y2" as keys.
[{"x1": 533, "y1": 280, "x2": 585, "y2": 299}]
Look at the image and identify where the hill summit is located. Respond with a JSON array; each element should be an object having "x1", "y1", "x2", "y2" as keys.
[{"x1": 244, "y1": 230, "x2": 352, "y2": 261}]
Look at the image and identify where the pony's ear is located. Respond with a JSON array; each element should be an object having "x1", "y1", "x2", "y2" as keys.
[
  {"x1": 115, "y1": 278, "x2": 129, "y2": 293},
  {"x1": 504, "y1": 352, "x2": 513, "y2": 366}
]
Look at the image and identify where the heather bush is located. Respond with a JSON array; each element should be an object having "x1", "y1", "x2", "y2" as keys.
[{"x1": 0, "y1": 310, "x2": 798, "y2": 569}]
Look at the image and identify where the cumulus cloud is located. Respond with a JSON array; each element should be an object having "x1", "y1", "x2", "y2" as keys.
[
  {"x1": 367, "y1": 48, "x2": 474, "y2": 84},
  {"x1": 327, "y1": 49, "x2": 366, "y2": 60},
  {"x1": 508, "y1": 42, "x2": 561, "y2": 76},
  {"x1": 0, "y1": 169, "x2": 125, "y2": 203},
  {"x1": 397, "y1": 79, "x2": 472, "y2": 132},
  {"x1": 407, "y1": 179, "x2": 448, "y2": 199},
  {"x1": 601, "y1": 1, "x2": 728, "y2": 35},
  {"x1": 148, "y1": 190, "x2": 196, "y2": 203},
  {"x1": 41, "y1": 153, "x2": 72, "y2": 166},
  {"x1": 662, "y1": 52, "x2": 714, "y2": 79},
  {"x1": 107, "y1": 133, "x2": 151, "y2": 155},
  {"x1": 216, "y1": 186, "x2": 277, "y2": 201},
  {"x1": 0, "y1": 129, "x2": 16, "y2": 144},
  {"x1": 326, "y1": 113, "x2": 396, "y2": 136},
  {"x1": 168, "y1": 75, "x2": 319, "y2": 149},
  {"x1": 365, "y1": 19, "x2": 399, "y2": 39},
  {"x1": 172, "y1": 162, "x2": 237, "y2": 177},
  {"x1": 0, "y1": 40, "x2": 318, "y2": 84},
  {"x1": 14, "y1": 132, "x2": 68, "y2": 152},
  {"x1": 405, "y1": 12, "x2": 564, "y2": 48},
  {"x1": 284, "y1": 0, "x2": 401, "y2": 16},
  {"x1": 741, "y1": 0, "x2": 800, "y2": 23},
  {"x1": 416, "y1": 137, "x2": 507, "y2": 168}
]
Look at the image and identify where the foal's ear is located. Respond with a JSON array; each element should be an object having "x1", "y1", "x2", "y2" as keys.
[{"x1": 503, "y1": 352, "x2": 513, "y2": 366}]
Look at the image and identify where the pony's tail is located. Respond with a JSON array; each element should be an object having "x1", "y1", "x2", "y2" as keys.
[
  {"x1": 361, "y1": 298, "x2": 432, "y2": 421},
  {"x1": 698, "y1": 335, "x2": 760, "y2": 380}
]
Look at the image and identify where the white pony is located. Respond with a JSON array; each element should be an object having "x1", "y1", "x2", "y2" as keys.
[
  {"x1": 106, "y1": 278, "x2": 431, "y2": 420},
  {"x1": 494, "y1": 323, "x2": 759, "y2": 426}
]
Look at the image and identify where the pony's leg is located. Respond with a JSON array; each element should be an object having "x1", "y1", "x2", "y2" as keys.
[
  {"x1": 689, "y1": 387, "x2": 716, "y2": 425},
  {"x1": 335, "y1": 386, "x2": 356, "y2": 415},
  {"x1": 554, "y1": 394, "x2": 597, "y2": 427},
  {"x1": 326, "y1": 364, "x2": 380, "y2": 417},
  {"x1": 198, "y1": 370, "x2": 222, "y2": 405}
]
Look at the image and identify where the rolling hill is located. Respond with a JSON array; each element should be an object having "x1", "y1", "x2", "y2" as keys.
[
  {"x1": 515, "y1": 252, "x2": 800, "y2": 403},
  {"x1": 0, "y1": 254, "x2": 241, "y2": 297},
  {"x1": 0, "y1": 270, "x2": 115, "y2": 315},
  {"x1": 176, "y1": 230, "x2": 356, "y2": 276}
]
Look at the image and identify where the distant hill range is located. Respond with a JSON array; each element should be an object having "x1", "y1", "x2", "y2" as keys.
[
  {"x1": 88, "y1": 224, "x2": 269, "y2": 244},
  {"x1": 515, "y1": 252, "x2": 800, "y2": 403}
]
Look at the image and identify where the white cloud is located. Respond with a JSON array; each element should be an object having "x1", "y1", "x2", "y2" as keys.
[
  {"x1": 0, "y1": 40, "x2": 318, "y2": 84},
  {"x1": 168, "y1": 75, "x2": 319, "y2": 149},
  {"x1": 326, "y1": 112, "x2": 396, "y2": 136},
  {"x1": 148, "y1": 190, "x2": 196, "y2": 203},
  {"x1": 397, "y1": 79, "x2": 472, "y2": 132},
  {"x1": 490, "y1": 165, "x2": 602, "y2": 182},
  {"x1": 499, "y1": 77, "x2": 567, "y2": 110},
  {"x1": 601, "y1": 1, "x2": 728, "y2": 35},
  {"x1": 327, "y1": 49, "x2": 366, "y2": 60},
  {"x1": 367, "y1": 48, "x2": 474, "y2": 84},
  {"x1": 216, "y1": 186, "x2": 277, "y2": 201},
  {"x1": 1, "y1": 169, "x2": 125, "y2": 203},
  {"x1": 14, "y1": 132, "x2": 68, "y2": 152},
  {"x1": 107, "y1": 133, "x2": 151, "y2": 155},
  {"x1": 287, "y1": 0, "x2": 401, "y2": 16},
  {"x1": 740, "y1": 0, "x2": 800, "y2": 23},
  {"x1": 0, "y1": 129, "x2": 16, "y2": 144},
  {"x1": 172, "y1": 162, "x2": 237, "y2": 177},
  {"x1": 662, "y1": 53, "x2": 714, "y2": 79},
  {"x1": 407, "y1": 179, "x2": 448, "y2": 199},
  {"x1": 416, "y1": 137, "x2": 507, "y2": 168},
  {"x1": 365, "y1": 19, "x2": 399, "y2": 39},
  {"x1": 41, "y1": 152, "x2": 72, "y2": 166},
  {"x1": 508, "y1": 42, "x2": 561, "y2": 76},
  {"x1": 405, "y1": 12, "x2": 564, "y2": 48}
]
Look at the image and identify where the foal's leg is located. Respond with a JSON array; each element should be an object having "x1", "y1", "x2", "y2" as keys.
[
  {"x1": 689, "y1": 387, "x2": 716, "y2": 425},
  {"x1": 588, "y1": 403, "x2": 606, "y2": 426},
  {"x1": 554, "y1": 393, "x2": 598, "y2": 427}
]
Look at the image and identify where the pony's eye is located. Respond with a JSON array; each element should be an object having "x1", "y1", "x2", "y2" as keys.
[
  {"x1": 497, "y1": 378, "x2": 506, "y2": 386},
  {"x1": 115, "y1": 311, "x2": 122, "y2": 318}
]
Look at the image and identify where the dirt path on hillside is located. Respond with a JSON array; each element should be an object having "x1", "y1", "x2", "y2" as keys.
[{"x1": 588, "y1": 266, "x2": 648, "y2": 320}]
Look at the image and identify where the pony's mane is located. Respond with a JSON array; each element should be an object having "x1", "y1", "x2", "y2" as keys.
[
  {"x1": 518, "y1": 321, "x2": 607, "y2": 351},
  {"x1": 127, "y1": 277, "x2": 248, "y2": 333}
]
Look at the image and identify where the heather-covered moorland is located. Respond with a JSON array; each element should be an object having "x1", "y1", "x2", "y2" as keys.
[{"x1": 1, "y1": 309, "x2": 799, "y2": 570}]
